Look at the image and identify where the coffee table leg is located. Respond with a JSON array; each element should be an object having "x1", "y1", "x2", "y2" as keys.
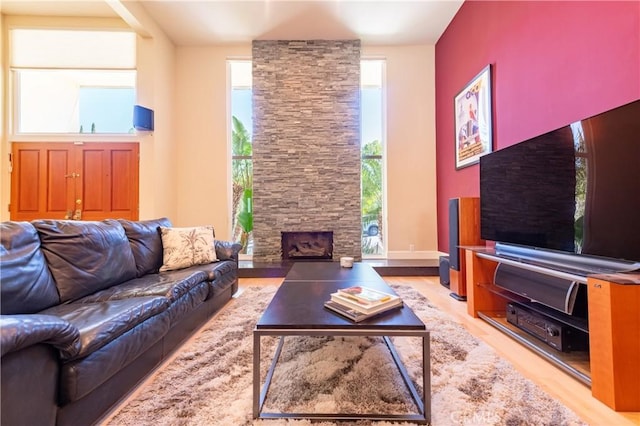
[
  {"x1": 423, "y1": 333, "x2": 431, "y2": 424},
  {"x1": 252, "y1": 331, "x2": 260, "y2": 418}
]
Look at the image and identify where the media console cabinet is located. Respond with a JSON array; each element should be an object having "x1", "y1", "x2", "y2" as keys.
[{"x1": 462, "y1": 246, "x2": 640, "y2": 412}]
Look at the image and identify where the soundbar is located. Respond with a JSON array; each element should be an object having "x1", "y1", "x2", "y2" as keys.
[{"x1": 494, "y1": 263, "x2": 587, "y2": 315}]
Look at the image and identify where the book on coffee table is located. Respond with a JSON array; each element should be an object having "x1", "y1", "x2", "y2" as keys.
[
  {"x1": 324, "y1": 298, "x2": 403, "y2": 322},
  {"x1": 330, "y1": 292, "x2": 401, "y2": 314},
  {"x1": 335, "y1": 286, "x2": 400, "y2": 308}
]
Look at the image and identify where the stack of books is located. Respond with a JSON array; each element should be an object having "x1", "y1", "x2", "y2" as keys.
[{"x1": 324, "y1": 285, "x2": 403, "y2": 322}]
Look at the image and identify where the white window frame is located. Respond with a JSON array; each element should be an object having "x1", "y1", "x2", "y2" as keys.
[
  {"x1": 361, "y1": 57, "x2": 388, "y2": 259},
  {"x1": 227, "y1": 58, "x2": 253, "y2": 261},
  {"x1": 8, "y1": 27, "x2": 139, "y2": 141}
]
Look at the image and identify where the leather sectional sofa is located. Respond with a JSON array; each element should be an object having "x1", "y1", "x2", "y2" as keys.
[{"x1": 0, "y1": 218, "x2": 242, "y2": 426}]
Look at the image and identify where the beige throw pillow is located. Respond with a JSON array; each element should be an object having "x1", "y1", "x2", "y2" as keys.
[{"x1": 159, "y1": 226, "x2": 217, "y2": 272}]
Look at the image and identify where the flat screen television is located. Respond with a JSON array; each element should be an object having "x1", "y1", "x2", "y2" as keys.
[{"x1": 480, "y1": 99, "x2": 640, "y2": 270}]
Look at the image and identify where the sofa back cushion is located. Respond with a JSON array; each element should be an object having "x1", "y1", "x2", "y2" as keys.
[
  {"x1": 32, "y1": 219, "x2": 138, "y2": 303},
  {"x1": 0, "y1": 222, "x2": 60, "y2": 314},
  {"x1": 118, "y1": 218, "x2": 172, "y2": 277}
]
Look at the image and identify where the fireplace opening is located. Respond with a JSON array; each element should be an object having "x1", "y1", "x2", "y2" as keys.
[{"x1": 281, "y1": 231, "x2": 333, "y2": 261}]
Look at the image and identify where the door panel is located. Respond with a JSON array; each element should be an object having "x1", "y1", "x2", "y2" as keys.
[
  {"x1": 10, "y1": 142, "x2": 139, "y2": 221},
  {"x1": 81, "y1": 148, "x2": 106, "y2": 213},
  {"x1": 78, "y1": 143, "x2": 139, "y2": 221},
  {"x1": 16, "y1": 148, "x2": 40, "y2": 212},
  {"x1": 11, "y1": 143, "x2": 75, "y2": 220},
  {"x1": 111, "y1": 149, "x2": 135, "y2": 212},
  {"x1": 47, "y1": 149, "x2": 74, "y2": 213}
]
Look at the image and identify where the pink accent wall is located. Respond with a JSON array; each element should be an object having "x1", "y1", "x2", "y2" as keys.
[{"x1": 435, "y1": 0, "x2": 640, "y2": 253}]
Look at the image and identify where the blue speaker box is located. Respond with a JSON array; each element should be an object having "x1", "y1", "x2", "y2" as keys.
[{"x1": 133, "y1": 105, "x2": 154, "y2": 131}]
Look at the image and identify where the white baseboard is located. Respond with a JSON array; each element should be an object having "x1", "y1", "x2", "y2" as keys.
[{"x1": 386, "y1": 250, "x2": 446, "y2": 260}]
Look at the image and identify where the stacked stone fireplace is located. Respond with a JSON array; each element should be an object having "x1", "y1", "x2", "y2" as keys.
[
  {"x1": 252, "y1": 40, "x2": 362, "y2": 263},
  {"x1": 281, "y1": 231, "x2": 333, "y2": 261}
]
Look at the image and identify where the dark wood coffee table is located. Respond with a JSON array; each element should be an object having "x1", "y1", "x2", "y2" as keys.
[{"x1": 252, "y1": 262, "x2": 430, "y2": 424}]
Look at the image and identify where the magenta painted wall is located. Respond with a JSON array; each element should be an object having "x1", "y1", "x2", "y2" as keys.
[{"x1": 435, "y1": 0, "x2": 640, "y2": 253}]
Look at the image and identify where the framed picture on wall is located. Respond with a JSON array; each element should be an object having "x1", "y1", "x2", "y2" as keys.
[{"x1": 454, "y1": 65, "x2": 493, "y2": 170}]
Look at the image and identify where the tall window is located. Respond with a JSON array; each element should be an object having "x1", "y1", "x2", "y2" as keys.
[
  {"x1": 361, "y1": 60, "x2": 386, "y2": 256},
  {"x1": 10, "y1": 29, "x2": 136, "y2": 134},
  {"x1": 571, "y1": 121, "x2": 587, "y2": 252},
  {"x1": 229, "y1": 60, "x2": 253, "y2": 255}
]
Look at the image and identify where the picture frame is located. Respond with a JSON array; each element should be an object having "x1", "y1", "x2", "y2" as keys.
[{"x1": 454, "y1": 65, "x2": 493, "y2": 170}]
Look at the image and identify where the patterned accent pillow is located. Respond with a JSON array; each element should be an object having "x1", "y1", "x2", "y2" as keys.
[{"x1": 159, "y1": 226, "x2": 218, "y2": 272}]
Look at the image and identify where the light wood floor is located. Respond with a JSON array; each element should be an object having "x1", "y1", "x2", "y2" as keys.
[{"x1": 241, "y1": 276, "x2": 640, "y2": 426}]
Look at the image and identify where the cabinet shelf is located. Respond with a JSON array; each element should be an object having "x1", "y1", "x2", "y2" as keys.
[
  {"x1": 465, "y1": 246, "x2": 640, "y2": 411},
  {"x1": 477, "y1": 311, "x2": 591, "y2": 386},
  {"x1": 483, "y1": 284, "x2": 589, "y2": 333}
]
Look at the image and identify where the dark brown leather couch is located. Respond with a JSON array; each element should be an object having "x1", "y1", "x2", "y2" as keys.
[{"x1": 0, "y1": 218, "x2": 242, "y2": 426}]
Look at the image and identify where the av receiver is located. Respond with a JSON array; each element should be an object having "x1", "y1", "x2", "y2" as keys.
[{"x1": 506, "y1": 302, "x2": 588, "y2": 352}]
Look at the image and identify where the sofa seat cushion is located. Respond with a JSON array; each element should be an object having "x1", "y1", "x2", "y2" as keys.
[
  {"x1": 78, "y1": 270, "x2": 209, "y2": 304},
  {"x1": 40, "y1": 296, "x2": 169, "y2": 361},
  {"x1": 162, "y1": 282, "x2": 210, "y2": 325},
  {"x1": 78, "y1": 271, "x2": 211, "y2": 326},
  {"x1": 207, "y1": 266, "x2": 238, "y2": 299},
  {"x1": 58, "y1": 310, "x2": 171, "y2": 404}
]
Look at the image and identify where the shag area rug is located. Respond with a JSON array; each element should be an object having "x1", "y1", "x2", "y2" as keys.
[{"x1": 105, "y1": 285, "x2": 585, "y2": 426}]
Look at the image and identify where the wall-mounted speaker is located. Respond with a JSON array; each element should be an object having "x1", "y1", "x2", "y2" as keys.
[
  {"x1": 448, "y1": 197, "x2": 482, "y2": 301},
  {"x1": 133, "y1": 105, "x2": 154, "y2": 131}
]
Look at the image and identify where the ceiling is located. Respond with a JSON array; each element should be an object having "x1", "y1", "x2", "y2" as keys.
[{"x1": 0, "y1": 0, "x2": 464, "y2": 46}]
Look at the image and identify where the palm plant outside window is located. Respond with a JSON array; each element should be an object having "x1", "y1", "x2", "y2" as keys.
[
  {"x1": 361, "y1": 60, "x2": 386, "y2": 256},
  {"x1": 230, "y1": 61, "x2": 253, "y2": 254}
]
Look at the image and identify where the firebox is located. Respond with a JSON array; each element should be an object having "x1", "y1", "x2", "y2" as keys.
[{"x1": 281, "y1": 231, "x2": 333, "y2": 261}]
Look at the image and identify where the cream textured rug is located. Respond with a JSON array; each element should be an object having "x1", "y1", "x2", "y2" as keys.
[{"x1": 105, "y1": 285, "x2": 585, "y2": 426}]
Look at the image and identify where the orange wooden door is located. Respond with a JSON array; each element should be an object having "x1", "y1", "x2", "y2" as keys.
[
  {"x1": 10, "y1": 142, "x2": 139, "y2": 221},
  {"x1": 78, "y1": 143, "x2": 139, "y2": 221},
  {"x1": 10, "y1": 142, "x2": 77, "y2": 221}
]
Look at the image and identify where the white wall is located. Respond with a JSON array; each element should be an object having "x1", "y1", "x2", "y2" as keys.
[
  {"x1": 363, "y1": 45, "x2": 439, "y2": 258},
  {"x1": 173, "y1": 44, "x2": 439, "y2": 255},
  {"x1": 121, "y1": 2, "x2": 178, "y2": 222},
  {"x1": 173, "y1": 46, "x2": 250, "y2": 239}
]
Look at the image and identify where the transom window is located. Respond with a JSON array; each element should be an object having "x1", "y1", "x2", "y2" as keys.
[{"x1": 10, "y1": 29, "x2": 136, "y2": 135}]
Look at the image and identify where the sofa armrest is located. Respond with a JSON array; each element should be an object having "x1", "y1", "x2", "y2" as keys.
[
  {"x1": 215, "y1": 240, "x2": 243, "y2": 262},
  {"x1": 1, "y1": 314, "x2": 80, "y2": 359}
]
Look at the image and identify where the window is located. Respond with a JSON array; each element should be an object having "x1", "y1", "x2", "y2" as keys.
[
  {"x1": 227, "y1": 59, "x2": 384, "y2": 257},
  {"x1": 229, "y1": 60, "x2": 253, "y2": 255},
  {"x1": 10, "y1": 29, "x2": 136, "y2": 134},
  {"x1": 361, "y1": 60, "x2": 386, "y2": 256}
]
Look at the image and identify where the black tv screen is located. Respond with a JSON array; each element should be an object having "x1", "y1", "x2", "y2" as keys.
[{"x1": 480, "y1": 99, "x2": 640, "y2": 264}]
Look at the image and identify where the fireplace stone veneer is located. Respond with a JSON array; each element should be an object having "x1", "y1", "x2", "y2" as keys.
[{"x1": 251, "y1": 40, "x2": 362, "y2": 263}]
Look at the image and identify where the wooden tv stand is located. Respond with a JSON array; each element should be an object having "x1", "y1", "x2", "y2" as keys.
[{"x1": 462, "y1": 246, "x2": 640, "y2": 412}]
